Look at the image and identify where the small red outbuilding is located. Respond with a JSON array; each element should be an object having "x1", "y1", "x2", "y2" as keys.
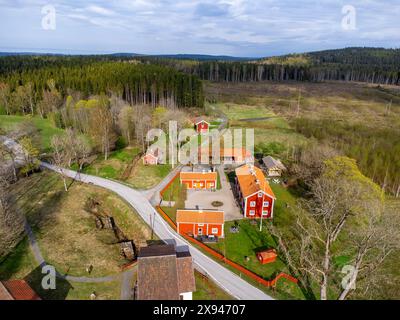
[{"x1": 256, "y1": 249, "x2": 278, "y2": 265}]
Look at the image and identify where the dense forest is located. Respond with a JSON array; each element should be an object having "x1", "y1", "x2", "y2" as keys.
[
  {"x1": 147, "y1": 48, "x2": 400, "y2": 85},
  {"x1": 0, "y1": 56, "x2": 204, "y2": 115}
]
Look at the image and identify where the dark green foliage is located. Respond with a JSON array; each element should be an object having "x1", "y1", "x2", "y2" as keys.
[
  {"x1": 255, "y1": 141, "x2": 286, "y2": 156},
  {"x1": 146, "y1": 47, "x2": 400, "y2": 85},
  {"x1": 0, "y1": 56, "x2": 204, "y2": 111}
]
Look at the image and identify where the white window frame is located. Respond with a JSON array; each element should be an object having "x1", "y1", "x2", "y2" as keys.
[
  {"x1": 262, "y1": 211, "x2": 269, "y2": 216},
  {"x1": 249, "y1": 210, "x2": 255, "y2": 216},
  {"x1": 211, "y1": 228, "x2": 218, "y2": 234},
  {"x1": 258, "y1": 192, "x2": 263, "y2": 198},
  {"x1": 263, "y1": 201, "x2": 270, "y2": 207},
  {"x1": 250, "y1": 201, "x2": 256, "y2": 207}
]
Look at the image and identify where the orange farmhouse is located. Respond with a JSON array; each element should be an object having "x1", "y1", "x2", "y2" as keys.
[
  {"x1": 176, "y1": 210, "x2": 224, "y2": 238},
  {"x1": 180, "y1": 171, "x2": 217, "y2": 190}
]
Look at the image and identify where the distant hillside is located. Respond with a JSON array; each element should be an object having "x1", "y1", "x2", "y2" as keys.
[
  {"x1": 259, "y1": 47, "x2": 400, "y2": 68},
  {"x1": 148, "y1": 54, "x2": 252, "y2": 61},
  {"x1": 182, "y1": 47, "x2": 400, "y2": 85}
]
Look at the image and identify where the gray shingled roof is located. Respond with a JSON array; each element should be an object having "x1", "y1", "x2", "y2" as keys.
[
  {"x1": 137, "y1": 245, "x2": 196, "y2": 300},
  {"x1": 262, "y1": 156, "x2": 286, "y2": 170}
]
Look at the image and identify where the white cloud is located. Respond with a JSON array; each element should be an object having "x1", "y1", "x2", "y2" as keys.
[
  {"x1": 86, "y1": 5, "x2": 115, "y2": 16},
  {"x1": 0, "y1": 0, "x2": 399, "y2": 56}
]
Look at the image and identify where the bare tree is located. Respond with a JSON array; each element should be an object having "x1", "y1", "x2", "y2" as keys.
[
  {"x1": 51, "y1": 134, "x2": 70, "y2": 191},
  {"x1": 37, "y1": 80, "x2": 62, "y2": 118},
  {"x1": 338, "y1": 205, "x2": 400, "y2": 300},
  {"x1": 0, "y1": 82, "x2": 11, "y2": 115},
  {"x1": 0, "y1": 174, "x2": 25, "y2": 260},
  {"x1": 89, "y1": 97, "x2": 117, "y2": 160},
  {"x1": 0, "y1": 143, "x2": 18, "y2": 181},
  {"x1": 269, "y1": 157, "x2": 390, "y2": 300},
  {"x1": 118, "y1": 105, "x2": 136, "y2": 146}
]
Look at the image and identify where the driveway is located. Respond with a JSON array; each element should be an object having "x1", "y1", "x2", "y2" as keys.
[{"x1": 185, "y1": 166, "x2": 243, "y2": 221}]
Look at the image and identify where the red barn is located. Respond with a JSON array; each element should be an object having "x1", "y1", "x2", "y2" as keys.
[
  {"x1": 143, "y1": 147, "x2": 164, "y2": 165},
  {"x1": 177, "y1": 210, "x2": 224, "y2": 238},
  {"x1": 180, "y1": 171, "x2": 217, "y2": 190},
  {"x1": 0, "y1": 280, "x2": 41, "y2": 300},
  {"x1": 194, "y1": 117, "x2": 210, "y2": 134},
  {"x1": 234, "y1": 164, "x2": 276, "y2": 219},
  {"x1": 256, "y1": 249, "x2": 278, "y2": 265}
]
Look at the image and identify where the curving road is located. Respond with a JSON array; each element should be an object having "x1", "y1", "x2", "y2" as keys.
[{"x1": 40, "y1": 162, "x2": 273, "y2": 300}]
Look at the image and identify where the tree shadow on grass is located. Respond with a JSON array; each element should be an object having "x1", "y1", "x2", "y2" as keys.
[
  {"x1": 24, "y1": 265, "x2": 73, "y2": 300},
  {"x1": 0, "y1": 238, "x2": 32, "y2": 281}
]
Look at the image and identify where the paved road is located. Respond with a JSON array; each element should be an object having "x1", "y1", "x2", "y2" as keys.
[{"x1": 41, "y1": 162, "x2": 273, "y2": 300}]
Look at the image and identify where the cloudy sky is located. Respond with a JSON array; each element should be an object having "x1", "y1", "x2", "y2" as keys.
[{"x1": 0, "y1": 0, "x2": 399, "y2": 57}]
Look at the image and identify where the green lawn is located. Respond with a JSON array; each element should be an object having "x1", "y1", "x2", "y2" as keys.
[
  {"x1": 8, "y1": 171, "x2": 153, "y2": 278},
  {"x1": 83, "y1": 147, "x2": 141, "y2": 180},
  {"x1": 193, "y1": 271, "x2": 234, "y2": 300},
  {"x1": 0, "y1": 115, "x2": 64, "y2": 152},
  {"x1": 161, "y1": 176, "x2": 187, "y2": 222},
  {"x1": 214, "y1": 103, "x2": 308, "y2": 156},
  {"x1": 126, "y1": 162, "x2": 172, "y2": 190},
  {"x1": 0, "y1": 237, "x2": 122, "y2": 300}
]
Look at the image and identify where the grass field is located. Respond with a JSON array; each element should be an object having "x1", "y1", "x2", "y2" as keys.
[
  {"x1": 0, "y1": 115, "x2": 64, "y2": 152},
  {"x1": 126, "y1": 162, "x2": 172, "y2": 190},
  {"x1": 10, "y1": 171, "x2": 154, "y2": 278},
  {"x1": 83, "y1": 147, "x2": 140, "y2": 180},
  {"x1": 212, "y1": 102, "x2": 308, "y2": 155},
  {"x1": 193, "y1": 271, "x2": 234, "y2": 300},
  {"x1": 83, "y1": 146, "x2": 172, "y2": 190},
  {"x1": 0, "y1": 237, "x2": 122, "y2": 300}
]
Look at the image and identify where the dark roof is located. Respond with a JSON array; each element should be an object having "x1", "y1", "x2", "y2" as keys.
[
  {"x1": 137, "y1": 245, "x2": 196, "y2": 300},
  {"x1": 0, "y1": 280, "x2": 41, "y2": 300},
  {"x1": 139, "y1": 244, "x2": 176, "y2": 258},
  {"x1": 262, "y1": 156, "x2": 286, "y2": 170},
  {"x1": 177, "y1": 256, "x2": 196, "y2": 294},
  {"x1": 194, "y1": 117, "x2": 209, "y2": 124}
]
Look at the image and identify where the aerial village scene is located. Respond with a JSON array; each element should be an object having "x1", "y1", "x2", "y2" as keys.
[{"x1": 1, "y1": 1, "x2": 399, "y2": 304}]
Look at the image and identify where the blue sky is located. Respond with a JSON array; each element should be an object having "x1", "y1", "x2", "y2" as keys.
[{"x1": 0, "y1": 0, "x2": 399, "y2": 57}]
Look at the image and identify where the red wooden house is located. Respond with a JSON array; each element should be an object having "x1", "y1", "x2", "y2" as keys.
[
  {"x1": 176, "y1": 210, "x2": 224, "y2": 238},
  {"x1": 256, "y1": 249, "x2": 278, "y2": 265},
  {"x1": 180, "y1": 171, "x2": 217, "y2": 190},
  {"x1": 234, "y1": 164, "x2": 276, "y2": 219},
  {"x1": 0, "y1": 280, "x2": 41, "y2": 300},
  {"x1": 143, "y1": 147, "x2": 164, "y2": 165},
  {"x1": 194, "y1": 117, "x2": 210, "y2": 134}
]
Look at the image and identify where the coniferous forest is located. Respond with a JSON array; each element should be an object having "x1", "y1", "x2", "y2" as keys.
[
  {"x1": 0, "y1": 56, "x2": 204, "y2": 117},
  {"x1": 148, "y1": 47, "x2": 400, "y2": 85}
]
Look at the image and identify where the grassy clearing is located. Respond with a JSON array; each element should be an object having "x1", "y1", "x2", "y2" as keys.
[
  {"x1": 215, "y1": 102, "x2": 308, "y2": 155},
  {"x1": 11, "y1": 171, "x2": 153, "y2": 278},
  {"x1": 0, "y1": 235, "x2": 122, "y2": 300},
  {"x1": 0, "y1": 115, "x2": 64, "y2": 151},
  {"x1": 161, "y1": 176, "x2": 187, "y2": 222},
  {"x1": 126, "y1": 162, "x2": 172, "y2": 190},
  {"x1": 193, "y1": 271, "x2": 234, "y2": 300},
  {"x1": 83, "y1": 147, "x2": 140, "y2": 180}
]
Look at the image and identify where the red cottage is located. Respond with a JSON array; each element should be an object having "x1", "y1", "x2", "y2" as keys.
[
  {"x1": 256, "y1": 249, "x2": 278, "y2": 265},
  {"x1": 176, "y1": 210, "x2": 224, "y2": 238},
  {"x1": 180, "y1": 171, "x2": 217, "y2": 190},
  {"x1": 234, "y1": 164, "x2": 276, "y2": 219},
  {"x1": 143, "y1": 146, "x2": 164, "y2": 165},
  {"x1": 194, "y1": 117, "x2": 210, "y2": 135}
]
